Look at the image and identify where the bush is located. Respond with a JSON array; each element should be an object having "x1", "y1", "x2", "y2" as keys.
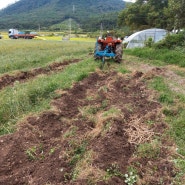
[
  {"x1": 154, "y1": 31, "x2": 185, "y2": 49},
  {"x1": 144, "y1": 37, "x2": 154, "y2": 48}
]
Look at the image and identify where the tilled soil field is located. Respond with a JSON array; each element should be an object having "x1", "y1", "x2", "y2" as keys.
[
  {"x1": 0, "y1": 61, "x2": 178, "y2": 184},
  {"x1": 0, "y1": 59, "x2": 81, "y2": 90}
]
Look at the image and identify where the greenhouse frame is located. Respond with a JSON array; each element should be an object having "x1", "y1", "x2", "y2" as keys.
[{"x1": 123, "y1": 28, "x2": 168, "y2": 49}]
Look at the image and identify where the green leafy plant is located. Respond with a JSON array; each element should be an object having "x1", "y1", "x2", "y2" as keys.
[
  {"x1": 69, "y1": 141, "x2": 87, "y2": 166},
  {"x1": 124, "y1": 167, "x2": 138, "y2": 185},
  {"x1": 25, "y1": 144, "x2": 45, "y2": 160},
  {"x1": 49, "y1": 148, "x2": 56, "y2": 155},
  {"x1": 25, "y1": 146, "x2": 37, "y2": 160},
  {"x1": 124, "y1": 171, "x2": 137, "y2": 185},
  {"x1": 145, "y1": 37, "x2": 154, "y2": 48},
  {"x1": 104, "y1": 164, "x2": 124, "y2": 180}
]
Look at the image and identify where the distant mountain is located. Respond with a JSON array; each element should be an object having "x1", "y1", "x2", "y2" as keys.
[{"x1": 0, "y1": 0, "x2": 126, "y2": 31}]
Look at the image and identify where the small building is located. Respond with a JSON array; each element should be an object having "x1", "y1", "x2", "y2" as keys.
[{"x1": 123, "y1": 28, "x2": 167, "y2": 49}]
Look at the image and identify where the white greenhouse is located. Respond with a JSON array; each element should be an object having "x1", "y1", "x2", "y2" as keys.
[{"x1": 123, "y1": 28, "x2": 167, "y2": 49}]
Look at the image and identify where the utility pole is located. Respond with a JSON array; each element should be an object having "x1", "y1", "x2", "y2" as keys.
[
  {"x1": 69, "y1": 5, "x2": 75, "y2": 40},
  {"x1": 73, "y1": 5, "x2": 75, "y2": 14},
  {"x1": 69, "y1": 18, "x2": 71, "y2": 40},
  {"x1": 38, "y1": 24, "x2": 40, "y2": 33},
  {"x1": 100, "y1": 23, "x2": 103, "y2": 37}
]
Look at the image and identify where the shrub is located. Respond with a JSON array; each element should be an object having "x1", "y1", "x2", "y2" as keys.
[
  {"x1": 154, "y1": 31, "x2": 185, "y2": 49},
  {"x1": 145, "y1": 37, "x2": 154, "y2": 48}
]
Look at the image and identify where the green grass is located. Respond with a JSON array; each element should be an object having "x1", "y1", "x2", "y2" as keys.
[
  {"x1": 137, "y1": 139, "x2": 161, "y2": 159},
  {"x1": 71, "y1": 37, "x2": 95, "y2": 42},
  {"x1": 0, "y1": 40, "x2": 98, "y2": 135},
  {"x1": 149, "y1": 76, "x2": 185, "y2": 153},
  {"x1": 149, "y1": 77, "x2": 174, "y2": 104},
  {"x1": 0, "y1": 40, "x2": 94, "y2": 75},
  {"x1": 0, "y1": 59, "x2": 98, "y2": 135},
  {"x1": 125, "y1": 48, "x2": 185, "y2": 67},
  {"x1": 165, "y1": 95, "x2": 185, "y2": 184},
  {"x1": 116, "y1": 66, "x2": 130, "y2": 74},
  {"x1": 165, "y1": 94, "x2": 185, "y2": 157},
  {"x1": 148, "y1": 75, "x2": 185, "y2": 180}
]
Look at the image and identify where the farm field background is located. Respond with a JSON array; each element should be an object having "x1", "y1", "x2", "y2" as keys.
[
  {"x1": 0, "y1": 31, "x2": 96, "y2": 41},
  {"x1": 0, "y1": 38, "x2": 185, "y2": 184}
]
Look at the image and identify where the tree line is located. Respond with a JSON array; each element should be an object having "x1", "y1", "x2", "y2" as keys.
[
  {"x1": 118, "y1": 0, "x2": 185, "y2": 32},
  {"x1": 1, "y1": 0, "x2": 184, "y2": 33}
]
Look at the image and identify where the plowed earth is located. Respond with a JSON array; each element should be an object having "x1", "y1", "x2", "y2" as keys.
[
  {"x1": 0, "y1": 59, "x2": 81, "y2": 90},
  {"x1": 0, "y1": 61, "x2": 178, "y2": 184}
]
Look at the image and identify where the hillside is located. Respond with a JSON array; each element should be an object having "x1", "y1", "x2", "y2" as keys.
[{"x1": 0, "y1": 0, "x2": 125, "y2": 31}]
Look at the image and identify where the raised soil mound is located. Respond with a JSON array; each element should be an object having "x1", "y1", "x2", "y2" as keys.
[{"x1": 0, "y1": 70, "x2": 177, "y2": 184}]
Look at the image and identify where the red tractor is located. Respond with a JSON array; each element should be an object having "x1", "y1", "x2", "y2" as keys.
[{"x1": 94, "y1": 35, "x2": 123, "y2": 67}]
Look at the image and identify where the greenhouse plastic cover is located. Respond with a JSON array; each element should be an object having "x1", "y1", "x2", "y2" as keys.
[{"x1": 123, "y1": 28, "x2": 167, "y2": 49}]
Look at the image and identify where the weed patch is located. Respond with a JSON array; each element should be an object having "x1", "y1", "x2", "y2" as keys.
[
  {"x1": 137, "y1": 140, "x2": 161, "y2": 159},
  {"x1": 125, "y1": 48, "x2": 185, "y2": 67},
  {"x1": 25, "y1": 144, "x2": 45, "y2": 161},
  {"x1": 0, "y1": 57, "x2": 98, "y2": 135},
  {"x1": 149, "y1": 76, "x2": 174, "y2": 104},
  {"x1": 148, "y1": 75, "x2": 185, "y2": 179},
  {"x1": 104, "y1": 164, "x2": 124, "y2": 180}
]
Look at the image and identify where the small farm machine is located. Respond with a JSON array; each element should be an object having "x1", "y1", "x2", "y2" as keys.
[{"x1": 94, "y1": 34, "x2": 123, "y2": 68}]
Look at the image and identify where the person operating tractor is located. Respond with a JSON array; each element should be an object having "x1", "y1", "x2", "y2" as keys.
[{"x1": 94, "y1": 31, "x2": 123, "y2": 66}]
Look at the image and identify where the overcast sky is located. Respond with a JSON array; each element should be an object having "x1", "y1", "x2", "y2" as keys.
[
  {"x1": 0, "y1": 0, "x2": 18, "y2": 10},
  {"x1": 0, "y1": 0, "x2": 136, "y2": 10},
  {"x1": 124, "y1": 0, "x2": 136, "y2": 2}
]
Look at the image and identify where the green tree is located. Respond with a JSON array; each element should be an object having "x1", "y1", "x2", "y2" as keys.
[
  {"x1": 167, "y1": 0, "x2": 185, "y2": 31},
  {"x1": 118, "y1": 1, "x2": 148, "y2": 30},
  {"x1": 118, "y1": 0, "x2": 168, "y2": 31}
]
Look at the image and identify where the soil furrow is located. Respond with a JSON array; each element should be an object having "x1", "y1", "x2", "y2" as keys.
[
  {"x1": 0, "y1": 59, "x2": 81, "y2": 90},
  {"x1": 0, "y1": 70, "x2": 177, "y2": 185}
]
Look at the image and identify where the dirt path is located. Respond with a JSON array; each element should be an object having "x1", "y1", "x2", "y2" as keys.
[
  {"x1": 0, "y1": 59, "x2": 81, "y2": 90},
  {"x1": 0, "y1": 69, "x2": 176, "y2": 184}
]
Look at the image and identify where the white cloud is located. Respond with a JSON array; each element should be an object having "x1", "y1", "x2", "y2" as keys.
[
  {"x1": 0, "y1": 0, "x2": 135, "y2": 10},
  {"x1": 124, "y1": 0, "x2": 136, "y2": 2},
  {"x1": 0, "y1": 0, "x2": 19, "y2": 10}
]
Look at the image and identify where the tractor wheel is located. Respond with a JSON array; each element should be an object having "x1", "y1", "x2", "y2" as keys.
[
  {"x1": 115, "y1": 43, "x2": 123, "y2": 63},
  {"x1": 94, "y1": 42, "x2": 102, "y2": 60}
]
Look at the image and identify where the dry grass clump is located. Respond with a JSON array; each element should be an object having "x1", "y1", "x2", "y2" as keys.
[{"x1": 124, "y1": 116, "x2": 155, "y2": 145}]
